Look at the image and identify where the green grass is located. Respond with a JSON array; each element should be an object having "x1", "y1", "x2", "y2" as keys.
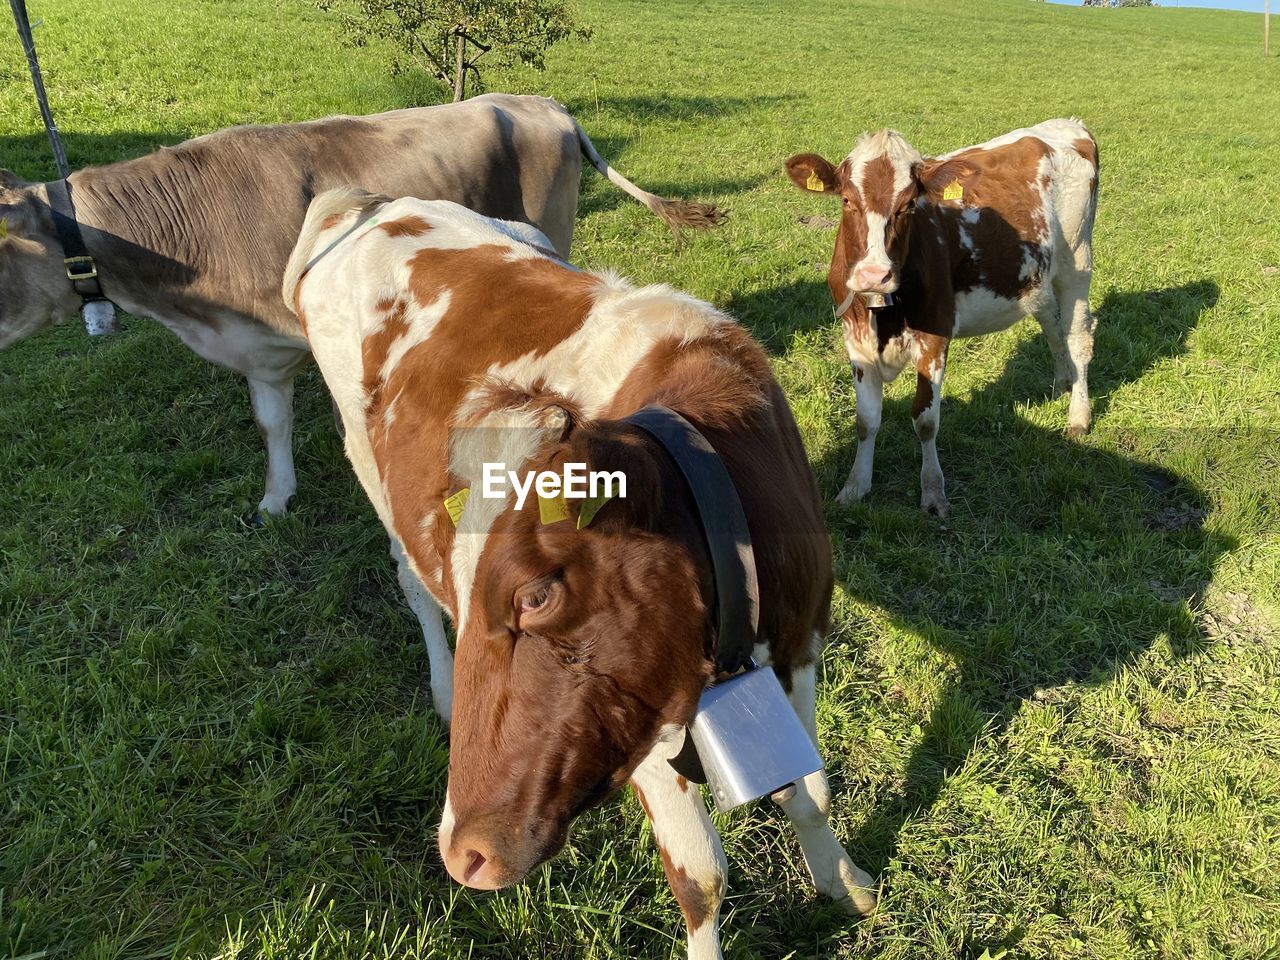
[{"x1": 2, "y1": 0, "x2": 1279, "y2": 957}]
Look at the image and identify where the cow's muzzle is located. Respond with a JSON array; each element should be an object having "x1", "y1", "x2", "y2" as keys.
[
  {"x1": 440, "y1": 809, "x2": 569, "y2": 890},
  {"x1": 850, "y1": 264, "x2": 898, "y2": 295}
]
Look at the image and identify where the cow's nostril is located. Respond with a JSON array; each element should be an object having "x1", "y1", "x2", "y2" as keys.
[{"x1": 462, "y1": 849, "x2": 488, "y2": 884}]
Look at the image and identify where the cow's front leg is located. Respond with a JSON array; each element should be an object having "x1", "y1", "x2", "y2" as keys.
[
  {"x1": 247, "y1": 376, "x2": 297, "y2": 520},
  {"x1": 630, "y1": 731, "x2": 727, "y2": 960},
  {"x1": 911, "y1": 335, "x2": 949, "y2": 517},
  {"x1": 390, "y1": 537, "x2": 453, "y2": 725},
  {"x1": 836, "y1": 361, "x2": 884, "y2": 506},
  {"x1": 772, "y1": 660, "x2": 878, "y2": 916}
]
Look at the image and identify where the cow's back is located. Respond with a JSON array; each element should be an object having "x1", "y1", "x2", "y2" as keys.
[
  {"x1": 941, "y1": 117, "x2": 1098, "y2": 266},
  {"x1": 931, "y1": 118, "x2": 1097, "y2": 336},
  {"x1": 70, "y1": 95, "x2": 581, "y2": 336}
]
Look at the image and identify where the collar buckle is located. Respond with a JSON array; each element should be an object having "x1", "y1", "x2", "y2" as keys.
[{"x1": 64, "y1": 255, "x2": 98, "y2": 281}]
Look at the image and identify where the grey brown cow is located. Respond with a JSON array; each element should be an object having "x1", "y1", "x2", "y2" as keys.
[{"x1": 0, "y1": 94, "x2": 723, "y2": 516}]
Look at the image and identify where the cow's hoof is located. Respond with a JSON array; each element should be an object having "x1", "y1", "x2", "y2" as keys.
[
  {"x1": 837, "y1": 888, "x2": 879, "y2": 917},
  {"x1": 922, "y1": 493, "x2": 949, "y2": 518},
  {"x1": 248, "y1": 506, "x2": 289, "y2": 527},
  {"x1": 1067, "y1": 422, "x2": 1089, "y2": 438},
  {"x1": 240, "y1": 507, "x2": 267, "y2": 528},
  {"x1": 834, "y1": 865, "x2": 879, "y2": 916},
  {"x1": 251, "y1": 495, "x2": 294, "y2": 525},
  {"x1": 835, "y1": 483, "x2": 869, "y2": 507}
]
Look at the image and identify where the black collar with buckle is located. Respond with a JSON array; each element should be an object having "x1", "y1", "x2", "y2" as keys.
[
  {"x1": 48, "y1": 178, "x2": 104, "y2": 300},
  {"x1": 624, "y1": 405, "x2": 760, "y2": 676},
  {"x1": 47, "y1": 178, "x2": 117, "y2": 335},
  {"x1": 624, "y1": 405, "x2": 762, "y2": 785}
]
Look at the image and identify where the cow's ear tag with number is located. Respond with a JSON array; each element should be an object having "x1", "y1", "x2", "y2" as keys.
[
  {"x1": 444, "y1": 487, "x2": 470, "y2": 527},
  {"x1": 538, "y1": 492, "x2": 569, "y2": 525},
  {"x1": 942, "y1": 179, "x2": 964, "y2": 202},
  {"x1": 805, "y1": 171, "x2": 825, "y2": 192}
]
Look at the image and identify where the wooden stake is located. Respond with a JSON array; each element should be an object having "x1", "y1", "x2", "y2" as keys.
[{"x1": 9, "y1": 0, "x2": 69, "y2": 177}]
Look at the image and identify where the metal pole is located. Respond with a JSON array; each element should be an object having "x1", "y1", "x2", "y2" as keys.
[
  {"x1": 1266, "y1": 0, "x2": 1271, "y2": 58},
  {"x1": 8, "y1": 0, "x2": 70, "y2": 178}
]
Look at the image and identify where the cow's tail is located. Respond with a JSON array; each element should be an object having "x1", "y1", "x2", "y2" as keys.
[
  {"x1": 282, "y1": 187, "x2": 387, "y2": 312},
  {"x1": 572, "y1": 118, "x2": 727, "y2": 233}
]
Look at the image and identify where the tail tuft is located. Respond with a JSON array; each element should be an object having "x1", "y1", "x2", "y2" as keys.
[
  {"x1": 573, "y1": 115, "x2": 728, "y2": 239},
  {"x1": 650, "y1": 196, "x2": 728, "y2": 233}
]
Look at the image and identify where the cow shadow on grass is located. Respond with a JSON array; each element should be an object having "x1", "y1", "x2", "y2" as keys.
[
  {"x1": 719, "y1": 278, "x2": 1228, "y2": 949},
  {"x1": 825, "y1": 393, "x2": 1228, "y2": 845},
  {"x1": 561, "y1": 92, "x2": 801, "y2": 124},
  {"x1": 0, "y1": 130, "x2": 196, "y2": 182}
]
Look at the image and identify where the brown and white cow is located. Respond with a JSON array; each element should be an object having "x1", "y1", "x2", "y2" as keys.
[
  {"x1": 284, "y1": 191, "x2": 876, "y2": 959},
  {"x1": 0, "y1": 94, "x2": 722, "y2": 518},
  {"x1": 786, "y1": 119, "x2": 1099, "y2": 515}
]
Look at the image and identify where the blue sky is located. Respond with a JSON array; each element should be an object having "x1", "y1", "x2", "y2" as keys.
[{"x1": 1047, "y1": 0, "x2": 1267, "y2": 11}]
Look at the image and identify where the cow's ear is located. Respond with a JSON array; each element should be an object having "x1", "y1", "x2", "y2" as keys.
[
  {"x1": 0, "y1": 196, "x2": 38, "y2": 240},
  {"x1": 560, "y1": 422, "x2": 671, "y2": 534},
  {"x1": 541, "y1": 403, "x2": 575, "y2": 441},
  {"x1": 784, "y1": 154, "x2": 841, "y2": 195},
  {"x1": 0, "y1": 203, "x2": 21, "y2": 242},
  {"x1": 914, "y1": 157, "x2": 981, "y2": 203}
]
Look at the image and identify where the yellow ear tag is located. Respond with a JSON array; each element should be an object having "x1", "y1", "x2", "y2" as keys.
[
  {"x1": 942, "y1": 179, "x2": 964, "y2": 202},
  {"x1": 443, "y1": 487, "x2": 470, "y2": 527},
  {"x1": 805, "y1": 171, "x2": 825, "y2": 192},
  {"x1": 0, "y1": 218, "x2": 8, "y2": 239},
  {"x1": 576, "y1": 492, "x2": 614, "y2": 530},
  {"x1": 538, "y1": 492, "x2": 570, "y2": 525}
]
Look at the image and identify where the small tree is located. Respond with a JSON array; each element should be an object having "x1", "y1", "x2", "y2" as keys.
[{"x1": 314, "y1": 0, "x2": 590, "y2": 102}]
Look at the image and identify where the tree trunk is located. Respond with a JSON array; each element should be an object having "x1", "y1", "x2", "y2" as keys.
[{"x1": 453, "y1": 32, "x2": 466, "y2": 101}]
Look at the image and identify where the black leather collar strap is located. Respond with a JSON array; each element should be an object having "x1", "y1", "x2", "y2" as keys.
[
  {"x1": 625, "y1": 405, "x2": 760, "y2": 675},
  {"x1": 47, "y1": 178, "x2": 105, "y2": 302}
]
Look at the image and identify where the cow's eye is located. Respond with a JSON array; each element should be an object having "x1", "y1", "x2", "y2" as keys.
[
  {"x1": 514, "y1": 574, "x2": 562, "y2": 630},
  {"x1": 521, "y1": 587, "x2": 550, "y2": 612},
  {"x1": 842, "y1": 195, "x2": 852, "y2": 207}
]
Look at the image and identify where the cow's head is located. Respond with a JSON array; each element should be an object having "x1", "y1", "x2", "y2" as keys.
[
  {"x1": 786, "y1": 132, "x2": 979, "y2": 302},
  {"x1": 438, "y1": 410, "x2": 714, "y2": 890},
  {"x1": 0, "y1": 174, "x2": 80, "y2": 349}
]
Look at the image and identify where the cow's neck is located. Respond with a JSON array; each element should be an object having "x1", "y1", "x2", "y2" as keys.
[
  {"x1": 603, "y1": 322, "x2": 768, "y2": 435},
  {"x1": 49, "y1": 165, "x2": 304, "y2": 340},
  {"x1": 887, "y1": 203, "x2": 958, "y2": 338}
]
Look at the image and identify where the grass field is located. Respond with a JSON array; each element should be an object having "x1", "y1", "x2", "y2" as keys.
[{"x1": 2, "y1": 0, "x2": 1279, "y2": 957}]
